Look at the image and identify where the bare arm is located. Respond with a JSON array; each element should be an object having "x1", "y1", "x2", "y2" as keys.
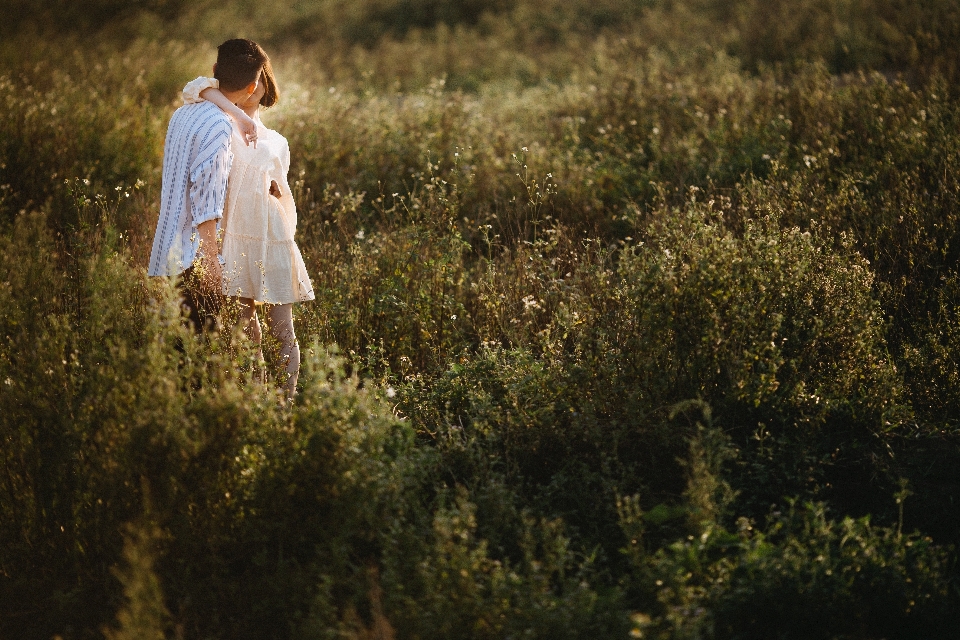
[
  {"x1": 196, "y1": 219, "x2": 222, "y2": 294},
  {"x1": 199, "y1": 87, "x2": 257, "y2": 147}
]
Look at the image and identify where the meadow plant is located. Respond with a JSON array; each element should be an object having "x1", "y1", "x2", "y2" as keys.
[{"x1": 2, "y1": 2, "x2": 960, "y2": 637}]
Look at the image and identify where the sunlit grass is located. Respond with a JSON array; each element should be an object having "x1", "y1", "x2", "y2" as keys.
[{"x1": 2, "y1": 1, "x2": 960, "y2": 638}]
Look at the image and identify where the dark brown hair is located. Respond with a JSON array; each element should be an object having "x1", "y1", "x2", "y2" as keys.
[
  {"x1": 214, "y1": 38, "x2": 268, "y2": 92},
  {"x1": 258, "y1": 59, "x2": 280, "y2": 108}
]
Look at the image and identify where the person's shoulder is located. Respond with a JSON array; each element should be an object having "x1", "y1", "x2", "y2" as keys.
[
  {"x1": 198, "y1": 102, "x2": 232, "y2": 132},
  {"x1": 170, "y1": 101, "x2": 231, "y2": 133},
  {"x1": 261, "y1": 125, "x2": 289, "y2": 147},
  {"x1": 170, "y1": 99, "x2": 217, "y2": 118}
]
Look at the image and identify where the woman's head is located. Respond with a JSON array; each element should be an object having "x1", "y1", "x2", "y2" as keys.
[
  {"x1": 257, "y1": 60, "x2": 279, "y2": 108},
  {"x1": 214, "y1": 38, "x2": 268, "y2": 93},
  {"x1": 237, "y1": 64, "x2": 280, "y2": 114}
]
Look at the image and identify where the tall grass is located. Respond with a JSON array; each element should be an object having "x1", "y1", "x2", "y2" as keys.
[{"x1": 2, "y1": 1, "x2": 960, "y2": 638}]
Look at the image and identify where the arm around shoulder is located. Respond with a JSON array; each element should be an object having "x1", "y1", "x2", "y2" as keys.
[
  {"x1": 183, "y1": 76, "x2": 257, "y2": 147},
  {"x1": 182, "y1": 76, "x2": 219, "y2": 104},
  {"x1": 199, "y1": 87, "x2": 258, "y2": 147}
]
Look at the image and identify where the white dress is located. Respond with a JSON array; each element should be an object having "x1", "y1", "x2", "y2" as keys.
[{"x1": 182, "y1": 77, "x2": 315, "y2": 304}]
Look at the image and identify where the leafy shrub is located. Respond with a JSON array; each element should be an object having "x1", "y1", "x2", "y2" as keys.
[
  {"x1": 0, "y1": 209, "x2": 411, "y2": 638},
  {"x1": 378, "y1": 489, "x2": 628, "y2": 639},
  {"x1": 638, "y1": 502, "x2": 954, "y2": 640},
  {"x1": 381, "y1": 204, "x2": 907, "y2": 580}
]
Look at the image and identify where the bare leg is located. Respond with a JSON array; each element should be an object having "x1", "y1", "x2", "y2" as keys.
[
  {"x1": 265, "y1": 303, "x2": 300, "y2": 398},
  {"x1": 234, "y1": 297, "x2": 264, "y2": 376}
]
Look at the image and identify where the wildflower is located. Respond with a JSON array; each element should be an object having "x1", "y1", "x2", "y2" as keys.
[{"x1": 522, "y1": 295, "x2": 542, "y2": 310}]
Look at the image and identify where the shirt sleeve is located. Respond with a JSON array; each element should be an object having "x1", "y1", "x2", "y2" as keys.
[
  {"x1": 182, "y1": 76, "x2": 219, "y2": 104},
  {"x1": 281, "y1": 136, "x2": 291, "y2": 174},
  {"x1": 188, "y1": 120, "x2": 233, "y2": 228}
]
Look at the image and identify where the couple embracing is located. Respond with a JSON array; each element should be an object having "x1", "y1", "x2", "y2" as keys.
[{"x1": 147, "y1": 38, "x2": 314, "y2": 397}]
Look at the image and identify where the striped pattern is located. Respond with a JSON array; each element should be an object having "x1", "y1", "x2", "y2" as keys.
[{"x1": 148, "y1": 101, "x2": 234, "y2": 277}]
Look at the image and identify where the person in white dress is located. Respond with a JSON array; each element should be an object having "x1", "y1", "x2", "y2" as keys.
[{"x1": 182, "y1": 62, "x2": 314, "y2": 397}]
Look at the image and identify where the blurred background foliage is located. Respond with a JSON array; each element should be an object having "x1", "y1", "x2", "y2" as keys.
[{"x1": 2, "y1": 0, "x2": 960, "y2": 638}]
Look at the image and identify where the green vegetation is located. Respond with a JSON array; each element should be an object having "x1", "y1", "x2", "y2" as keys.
[{"x1": 2, "y1": 1, "x2": 960, "y2": 638}]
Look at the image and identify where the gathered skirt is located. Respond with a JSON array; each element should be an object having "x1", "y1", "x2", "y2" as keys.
[{"x1": 220, "y1": 147, "x2": 314, "y2": 304}]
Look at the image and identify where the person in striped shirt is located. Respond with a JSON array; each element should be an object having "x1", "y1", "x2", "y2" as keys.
[{"x1": 148, "y1": 38, "x2": 267, "y2": 331}]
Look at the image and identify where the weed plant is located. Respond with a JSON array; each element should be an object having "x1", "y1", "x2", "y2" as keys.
[{"x1": 2, "y1": 1, "x2": 960, "y2": 639}]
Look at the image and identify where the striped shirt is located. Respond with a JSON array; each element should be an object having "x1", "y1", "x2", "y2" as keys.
[{"x1": 148, "y1": 101, "x2": 233, "y2": 277}]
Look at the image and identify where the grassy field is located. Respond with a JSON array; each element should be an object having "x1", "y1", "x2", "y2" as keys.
[{"x1": 2, "y1": 1, "x2": 960, "y2": 638}]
